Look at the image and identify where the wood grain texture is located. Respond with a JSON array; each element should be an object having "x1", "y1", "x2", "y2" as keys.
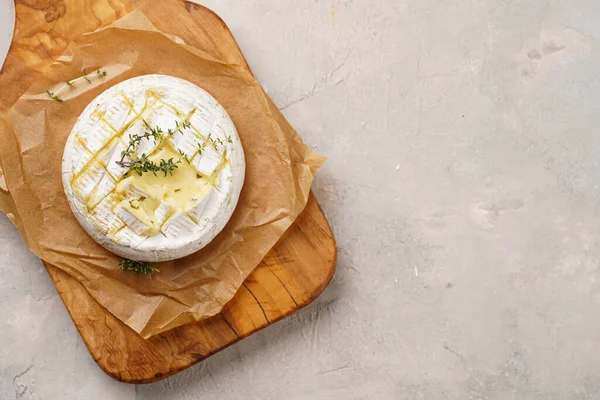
[
  {"x1": 2, "y1": 0, "x2": 337, "y2": 383},
  {"x1": 47, "y1": 194, "x2": 335, "y2": 382}
]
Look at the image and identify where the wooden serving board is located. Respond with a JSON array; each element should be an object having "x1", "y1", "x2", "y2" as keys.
[{"x1": 0, "y1": 0, "x2": 336, "y2": 383}]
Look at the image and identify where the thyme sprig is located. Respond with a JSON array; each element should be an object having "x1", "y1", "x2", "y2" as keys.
[
  {"x1": 118, "y1": 259, "x2": 159, "y2": 275},
  {"x1": 46, "y1": 69, "x2": 107, "y2": 101},
  {"x1": 163, "y1": 119, "x2": 191, "y2": 139},
  {"x1": 70, "y1": 69, "x2": 106, "y2": 86},
  {"x1": 117, "y1": 120, "x2": 192, "y2": 177},
  {"x1": 121, "y1": 154, "x2": 182, "y2": 177},
  {"x1": 174, "y1": 120, "x2": 191, "y2": 131},
  {"x1": 45, "y1": 90, "x2": 62, "y2": 102},
  {"x1": 117, "y1": 126, "x2": 164, "y2": 166},
  {"x1": 178, "y1": 149, "x2": 191, "y2": 164},
  {"x1": 208, "y1": 134, "x2": 233, "y2": 150}
]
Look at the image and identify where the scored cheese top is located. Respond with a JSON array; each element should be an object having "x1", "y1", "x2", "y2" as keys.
[{"x1": 62, "y1": 75, "x2": 245, "y2": 262}]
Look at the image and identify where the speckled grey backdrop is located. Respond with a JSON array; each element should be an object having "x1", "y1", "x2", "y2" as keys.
[{"x1": 3, "y1": 0, "x2": 600, "y2": 399}]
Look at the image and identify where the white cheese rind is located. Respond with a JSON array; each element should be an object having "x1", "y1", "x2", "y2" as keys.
[{"x1": 62, "y1": 75, "x2": 245, "y2": 262}]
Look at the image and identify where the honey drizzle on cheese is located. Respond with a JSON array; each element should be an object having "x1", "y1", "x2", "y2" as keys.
[
  {"x1": 71, "y1": 88, "x2": 229, "y2": 238},
  {"x1": 71, "y1": 98, "x2": 152, "y2": 182}
]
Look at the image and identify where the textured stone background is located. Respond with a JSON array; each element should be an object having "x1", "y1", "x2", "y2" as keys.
[{"x1": 3, "y1": 0, "x2": 600, "y2": 398}]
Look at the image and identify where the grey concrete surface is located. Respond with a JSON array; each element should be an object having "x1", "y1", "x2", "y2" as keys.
[
  {"x1": 0, "y1": 0, "x2": 13, "y2": 71},
  {"x1": 2, "y1": 0, "x2": 600, "y2": 398}
]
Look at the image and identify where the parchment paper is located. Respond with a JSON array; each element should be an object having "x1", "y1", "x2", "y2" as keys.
[{"x1": 0, "y1": 10, "x2": 324, "y2": 338}]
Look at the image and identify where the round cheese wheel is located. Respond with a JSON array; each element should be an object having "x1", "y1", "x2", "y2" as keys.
[{"x1": 62, "y1": 75, "x2": 245, "y2": 262}]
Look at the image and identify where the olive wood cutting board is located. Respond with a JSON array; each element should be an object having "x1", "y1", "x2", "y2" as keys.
[{"x1": 0, "y1": 0, "x2": 337, "y2": 383}]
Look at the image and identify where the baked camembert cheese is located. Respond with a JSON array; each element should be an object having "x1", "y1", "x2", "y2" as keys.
[{"x1": 62, "y1": 75, "x2": 245, "y2": 262}]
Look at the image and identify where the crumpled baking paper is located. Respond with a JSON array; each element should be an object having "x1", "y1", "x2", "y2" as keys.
[{"x1": 0, "y1": 10, "x2": 324, "y2": 338}]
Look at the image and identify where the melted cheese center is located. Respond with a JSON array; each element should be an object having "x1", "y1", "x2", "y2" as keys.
[{"x1": 115, "y1": 145, "x2": 211, "y2": 235}]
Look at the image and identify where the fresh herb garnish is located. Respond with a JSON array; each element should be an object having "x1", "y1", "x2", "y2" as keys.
[
  {"x1": 165, "y1": 120, "x2": 192, "y2": 137},
  {"x1": 118, "y1": 259, "x2": 159, "y2": 275},
  {"x1": 178, "y1": 149, "x2": 191, "y2": 164},
  {"x1": 158, "y1": 158, "x2": 182, "y2": 176},
  {"x1": 116, "y1": 120, "x2": 192, "y2": 177},
  {"x1": 120, "y1": 154, "x2": 182, "y2": 177},
  {"x1": 45, "y1": 90, "x2": 62, "y2": 102},
  {"x1": 175, "y1": 120, "x2": 191, "y2": 130},
  {"x1": 47, "y1": 68, "x2": 108, "y2": 101},
  {"x1": 208, "y1": 134, "x2": 233, "y2": 149},
  {"x1": 117, "y1": 126, "x2": 164, "y2": 166}
]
